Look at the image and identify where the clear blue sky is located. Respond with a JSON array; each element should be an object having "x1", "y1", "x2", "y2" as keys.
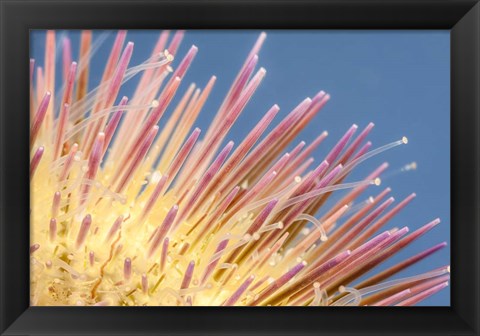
[{"x1": 31, "y1": 30, "x2": 450, "y2": 306}]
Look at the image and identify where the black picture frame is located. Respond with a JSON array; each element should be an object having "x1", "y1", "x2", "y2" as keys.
[{"x1": 1, "y1": 0, "x2": 479, "y2": 335}]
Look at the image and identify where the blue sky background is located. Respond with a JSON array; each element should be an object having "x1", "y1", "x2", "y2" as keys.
[{"x1": 31, "y1": 30, "x2": 450, "y2": 306}]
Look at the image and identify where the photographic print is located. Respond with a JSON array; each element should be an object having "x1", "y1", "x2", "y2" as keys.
[{"x1": 29, "y1": 30, "x2": 450, "y2": 307}]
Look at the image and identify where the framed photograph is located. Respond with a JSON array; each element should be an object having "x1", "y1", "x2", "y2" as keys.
[{"x1": 1, "y1": 0, "x2": 479, "y2": 335}]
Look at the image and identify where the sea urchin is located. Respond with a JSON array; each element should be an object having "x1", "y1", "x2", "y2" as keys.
[{"x1": 29, "y1": 30, "x2": 449, "y2": 306}]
